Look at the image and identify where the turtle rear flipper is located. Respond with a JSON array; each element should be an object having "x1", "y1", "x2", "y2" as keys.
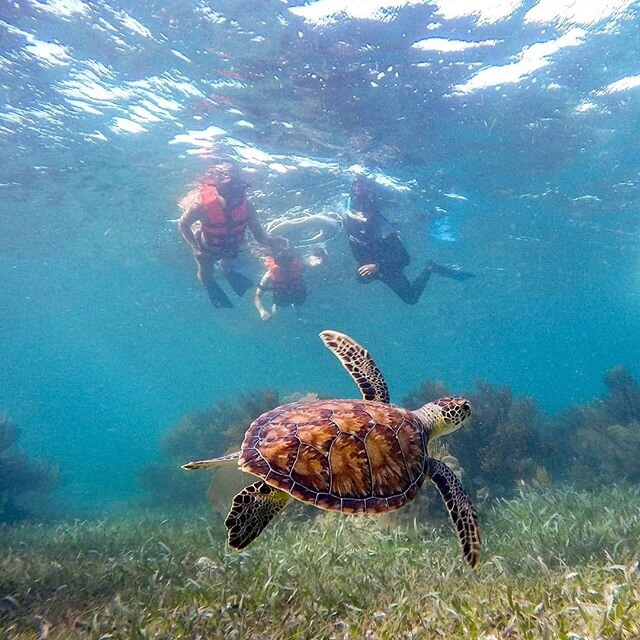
[
  {"x1": 428, "y1": 458, "x2": 481, "y2": 568},
  {"x1": 225, "y1": 481, "x2": 291, "y2": 549},
  {"x1": 182, "y1": 451, "x2": 241, "y2": 471},
  {"x1": 319, "y1": 330, "x2": 390, "y2": 404}
]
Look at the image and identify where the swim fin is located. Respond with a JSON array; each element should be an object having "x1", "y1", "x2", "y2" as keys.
[
  {"x1": 225, "y1": 269, "x2": 254, "y2": 297},
  {"x1": 430, "y1": 261, "x2": 475, "y2": 281},
  {"x1": 206, "y1": 281, "x2": 233, "y2": 308},
  {"x1": 442, "y1": 267, "x2": 475, "y2": 282}
]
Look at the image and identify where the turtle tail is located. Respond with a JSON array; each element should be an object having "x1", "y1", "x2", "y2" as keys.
[{"x1": 182, "y1": 451, "x2": 241, "y2": 471}]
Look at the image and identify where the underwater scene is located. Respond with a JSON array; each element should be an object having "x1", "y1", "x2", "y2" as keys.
[{"x1": 2, "y1": 0, "x2": 640, "y2": 638}]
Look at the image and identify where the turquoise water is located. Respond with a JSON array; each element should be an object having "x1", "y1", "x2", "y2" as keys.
[{"x1": 1, "y1": 0, "x2": 640, "y2": 509}]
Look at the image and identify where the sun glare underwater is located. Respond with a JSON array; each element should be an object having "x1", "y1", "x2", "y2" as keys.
[{"x1": 2, "y1": 1, "x2": 640, "y2": 638}]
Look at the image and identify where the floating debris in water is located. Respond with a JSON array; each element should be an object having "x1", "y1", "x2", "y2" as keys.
[
  {"x1": 73, "y1": 618, "x2": 92, "y2": 631},
  {"x1": 195, "y1": 555, "x2": 222, "y2": 574},
  {"x1": 35, "y1": 617, "x2": 51, "y2": 640},
  {"x1": 2, "y1": 595, "x2": 19, "y2": 609},
  {"x1": 157, "y1": 540, "x2": 172, "y2": 555}
]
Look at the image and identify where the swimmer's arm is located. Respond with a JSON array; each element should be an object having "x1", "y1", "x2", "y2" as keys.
[
  {"x1": 246, "y1": 203, "x2": 277, "y2": 246},
  {"x1": 178, "y1": 204, "x2": 203, "y2": 253},
  {"x1": 254, "y1": 272, "x2": 272, "y2": 321}
]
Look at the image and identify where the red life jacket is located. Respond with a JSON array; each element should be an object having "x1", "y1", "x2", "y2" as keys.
[
  {"x1": 265, "y1": 255, "x2": 305, "y2": 284},
  {"x1": 200, "y1": 180, "x2": 248, "y2": 249},
  {"x1": 265, "y1": 255, "x2": 307, "y2": 305}
]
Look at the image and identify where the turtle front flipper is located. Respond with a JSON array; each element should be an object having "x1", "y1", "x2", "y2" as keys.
[
  {"x1": 225, "y1": 481, "x2": 291, "y2": 549},
  {"x1": 182, "y1": 451, "x2": 241, "y2": 471},
  {"x1": 427, "y1": 458, "x2": 481, "y2": 568},
  {"x1": 319, "y1": 330, "x2": 390, "y2": 404}
]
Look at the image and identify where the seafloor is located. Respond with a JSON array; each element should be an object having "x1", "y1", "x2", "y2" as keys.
[{"x1": 2, "y1": 486, "x2": 639, "y2": 639}]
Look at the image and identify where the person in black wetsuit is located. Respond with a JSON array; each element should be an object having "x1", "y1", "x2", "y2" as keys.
[{"x1": 343, "y1": 177, "x2": 474, "y2": 305}]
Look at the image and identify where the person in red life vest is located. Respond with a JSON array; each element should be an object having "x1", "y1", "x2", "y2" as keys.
[
  {"x1": 178, "y1": 161, "x2": 285, "y2": 308},
  {"x1": 254, "y1": 246, "x2": 326, "y2": 321}
]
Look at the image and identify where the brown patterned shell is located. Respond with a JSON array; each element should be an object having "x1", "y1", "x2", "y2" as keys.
[{"x1": 239, "y1": 399, "x2": 428, "y2": 514}]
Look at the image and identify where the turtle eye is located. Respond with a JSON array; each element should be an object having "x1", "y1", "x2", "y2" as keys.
[{"x1": 448, "y1": 400, "x2": 470, "y2": 425}]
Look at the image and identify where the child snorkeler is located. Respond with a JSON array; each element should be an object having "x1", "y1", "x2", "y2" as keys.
[{"x1": 253, "y1": 245, "x2": 327, "y2": 321}]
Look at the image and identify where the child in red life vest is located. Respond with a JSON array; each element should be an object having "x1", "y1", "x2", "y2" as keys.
[{"x1": 254, "y1": 246, "x2": 326, "y2": 321}]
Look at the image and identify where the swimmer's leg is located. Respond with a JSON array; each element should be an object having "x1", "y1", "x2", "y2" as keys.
[
  {"x1": 206, "y1": 281, "x2": 233, "y2": 308},
  {"x1": 221, "y1": 258, "x2": 254, "y2": 297},
  {"x1": 378, "y1": 268, "x2": 429, "y2": 305},
  {"x1": 226, "y1": 270, "x2": 254, "y2": 296},
  {"x1": 195, "y1": 252, "x2": 233, "y2": 308}
]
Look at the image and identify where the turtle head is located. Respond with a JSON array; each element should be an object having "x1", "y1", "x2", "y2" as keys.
[{"x1": 416, "y1": 396, "x2": 471, "y2": 439}]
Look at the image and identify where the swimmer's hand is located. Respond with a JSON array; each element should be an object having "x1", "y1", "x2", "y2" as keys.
[
  {"x1": 269, "y1": 235, "x2": 289, "y2": 250},
  {"x1": 358, "y1": 263, "x2": 379, "y2": 278},
  {"x1": 259, "y1": 309, "x2": 272, "y2": 322},
  {"x1": 307, "y1": 247, "x2": 327, "y2": 268}
]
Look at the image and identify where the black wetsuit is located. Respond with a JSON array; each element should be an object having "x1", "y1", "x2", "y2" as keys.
[
  {"x1": 260, "y1": 278, "x2": 307, "y2": 307},
  {"x1": 344, "y1": 210, "x2": 432, "y2": 305}
]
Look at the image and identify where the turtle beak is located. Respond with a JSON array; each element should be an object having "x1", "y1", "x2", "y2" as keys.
[{"x1": 457, "y1": 398, "x2": 471, "y2": 421}]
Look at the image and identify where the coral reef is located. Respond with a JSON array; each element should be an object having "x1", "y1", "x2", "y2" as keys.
[
  {"x1": 553, "y1": 366, "x2": 640, "y2": 487},
  {"x1": 462, "y1": 381, "x2": 552, "y2": 495},
  {"x1": 161, "y1": 389, "x2": 279, "y2": 462},
  {"x1": 564, "y1": 422, "x2": 640, "y2": 488},
  {"x1": 0, "y1": 415, "x2": 59, "y2": 523},
  {"x1": 405, "y1": 367, "x2": 640, "y2": 503},
  {"x1": 404, "y1": 379, "x2": 553, "y2": 500},
  {"x1": 140, "y1": 367, "x2": 640, "y2": 515},
  {"x1": 138, "y1": 390, "x2": 280, "y2": 508},
  {"x1": 603, "y1": 365, "x2": 640, "y2": 424}
]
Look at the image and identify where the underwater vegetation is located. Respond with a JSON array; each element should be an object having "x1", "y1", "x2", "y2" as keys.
[
  {"x1": 1, "y1": 486, "x2": 640, "y2": 639},
  {"x1": 3, "y1": 373, "x2": 640, "y2": 638},
  {"x1": 552, "y1": 366, "x2": 640, "y2": 488},
  {"x1": 138, "y1": 390, "x2": 280, "y2": 508},
  {"x1": 403, "y1": 368, "x2": 640, "y2": 500},
  {"x1": 140, "y1": 367, "x2": 640, "y2": 520},
  {"x1": 0, "y1": 415, "x2": 58, "y2": 524},
  {"x1": 403, "y1": 380, "x2": 553, "y2": 501}
]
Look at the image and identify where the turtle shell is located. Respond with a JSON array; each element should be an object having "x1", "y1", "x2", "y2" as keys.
[{"x1": 239, "y1": 399, "x2": 428, "y2": 514}]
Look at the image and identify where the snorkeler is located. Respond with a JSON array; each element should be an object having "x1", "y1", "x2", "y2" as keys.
[
  {"x1": 344, "y1": 177, "x2": 474, "y2": 305},
  {"x1": 254, "y1": 245, "x2": 327, "y2": 321},
  {"x1": 178, "y1": 160, "x2": 285, "y2": 309}
]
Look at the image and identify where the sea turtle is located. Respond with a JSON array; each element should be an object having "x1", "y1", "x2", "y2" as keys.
[{"x1": 182, "y1": 330, "x2": 481, "y2": 567}]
